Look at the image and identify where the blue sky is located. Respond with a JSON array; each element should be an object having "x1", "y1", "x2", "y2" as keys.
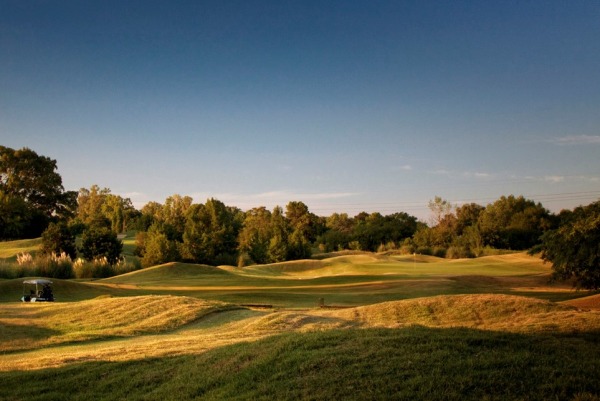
[{"x1": 1, "y1": 0, "x2": 599, "y2": 219}]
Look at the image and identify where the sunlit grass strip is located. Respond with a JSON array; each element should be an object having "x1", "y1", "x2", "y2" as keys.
[{"x1": 0, "y1": 295, "x2": 237, "y2": 352}]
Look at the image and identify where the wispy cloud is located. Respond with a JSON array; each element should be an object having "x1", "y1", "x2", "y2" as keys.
[
  {"x1": 253, "y1": 190, "x2": 359, "y2": 201},
  {"x1": 189, "y1": 190, "x2": 360, "y2": 210},
  {"x1": 544, "y1": 176, "x2": 565, "y2": 183},
  {"x1": 432, "y1": 169, "x2": 491, "y2": 179},
  {"x1": 552, "y1": 135, "x2": 600, "y2": 145},
  {"x1": 122, "y1": 192, "x2": 152, "y2": 209}
]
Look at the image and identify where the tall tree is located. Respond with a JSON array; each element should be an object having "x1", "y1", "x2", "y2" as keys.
[
  {"x1": 181, "y1": 198, "x2": 240, "y2": 265},
  {"x1": 79, "y1": 227, "x2": 123, "y2": 265},
  {"x1": 285, "y1": 201, "x2": 315, "y2": 259},
  {"x1": 77, "y1": 185, "x2": 112, "y2": 229},
  {"x1": 77, "y1": 186, "x2": 136, "y2": 233},
  {"x1": 455, "y1": 203, "x2": 485, "y2": 235},
  {"x1": 41, "y1": 222, "x2": 77, "y2": 259},
  {"x1": 318, "y1": 213, "x2": 354, "y2": 252},
  {"x1": 161, "y1": 194, "x2": 193, "y2": 241},
  {"x1": 478, "y1": 195, "x2": 552, "y2": 249},
  {"x1": 0, "y1": 146, "x2": 77, "y2": 238},
  {"x1": 539, "y1": 201, "x2": 600, "y2": 289},
  {"x1": 0, "y1": 192, "x2": 30, "y2": 239},
  {"x1": 428, "y1": 196, "x2": 454, "y2": 226},
  {"x1": 238, "y1": 207, "x2": 272, "y2": 265},
  {"x1": 268, "y1": 206, "x2": 289, "y2": 262},
  {"x1": 141, "y1": 224, "x2": 179, "y2": 267}
]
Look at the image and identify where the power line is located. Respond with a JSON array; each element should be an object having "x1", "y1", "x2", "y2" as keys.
[{"x1": 303, "y1": 190, "x2": 600, "y2": 215}]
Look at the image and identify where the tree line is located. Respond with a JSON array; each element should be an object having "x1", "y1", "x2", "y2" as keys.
[{"x1": 1, "y1": 146, "x2": 598, "y2": 288}]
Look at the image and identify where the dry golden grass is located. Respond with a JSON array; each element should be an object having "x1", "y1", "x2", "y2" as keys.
[
  {"x1": 562, "y1": 293, "x2": 600, "y2": 310},
  {"x1": 0, "y1": 308, "x2": 269, "y2": 372},
  {"x1": 0, "y1": 295, "x2": 234, "y2": 353},
  {"x1": 323, "y1": 294, "x2": 600, "y2": 333},
  {"x1": 2, "y1": 293, "x2": 600, "y2": 372}
]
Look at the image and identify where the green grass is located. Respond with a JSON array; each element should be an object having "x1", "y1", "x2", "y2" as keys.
[
  {"x1": 1, "y1": 327, "x2": 599, "y2": 401},
  {"x1": 120, "y1": 232, "x2": 137, "y2": 257},
  {"x1": 0, "y1": 251, "x2": 588, "y2": 306},
  {"x1": 1, "y1": 286, "x2": 599, "y2": 400},
  {"x1": 88, "y1": 253, "x2": 579, "y2": 306},
  {"x1": 0, "y1": 296, "x2": 236, "y2": 353},
  {"x1": 0, "y1": 238, "x2": 41, "y2": 260}
]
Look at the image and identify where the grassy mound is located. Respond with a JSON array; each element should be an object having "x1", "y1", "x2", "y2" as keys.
[
  {"x1": 100, "y1": 262, "x2": 232, "y2": 285},
  {"x1": 241, "y1": 260, "x2": 326, "y2": 276},
  {"x1": 563, "y1": 294, "x2": 600, "y2": 310},
  {"x1": 0, "y1": 295, "x2": 234, "y2": 352},
  {"x1": 327, "y1": 294, "x2": 600, "y2": 333}
]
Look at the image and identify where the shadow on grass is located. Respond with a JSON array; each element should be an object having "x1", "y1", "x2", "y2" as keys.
[
  {"x1": 0, "y1": 323, "x2": 61, "y2": 354},
  {"x1": 1, "y1": 326, "x2": 599, "y2": 401}
]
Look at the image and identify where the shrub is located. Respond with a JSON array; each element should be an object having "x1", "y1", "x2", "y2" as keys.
[
  {"x1": 17, "y1": 252, "x2": 33, "y2": 265},
  {"x1": 0, "y1": 260, "x2": 16, "y2": 279},
  {"x1": 44, "y1": 252, "x2": 75, "y2": 279},
  {"x1": 433, "y1": 247, "x2": 447, "y2": 258},
  {"x1": 113, "y1": 257, "x2": 141, "y2": 276},
  {"x1": 92, "y1": 257, "x2": 115, "y2": 278},
  {"x1": 446, "y1": 246, "x2": 474, "y2": 259},
  {"x1": 12, "y1": 252, "x2": 74, "y2": 279},
  {"x1": 73, "y1": 258, "x2": 93, "y2": 279},
  {"x1": 80, "y1": 227, "x2": 123, "y2": 265},
  {"x1": 237, "y1": 252, "x2": 252, "y2": 268},
  {"x1": 73, "y1": 256, "x2": 141, "y2": 279},
  {"x1": 416, "y1": 246, "x2": 433, "y2": 256},
  {"x1": 41, "y1": 222, "x2": 77, "y2": 259}
]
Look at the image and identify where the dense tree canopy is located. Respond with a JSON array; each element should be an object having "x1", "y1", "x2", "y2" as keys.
[
  {"x1": 539, "y1": 201, "x2": 600, "y2": 289},
  {"x1": 79, "y1": 227, "x2": 123, "y2": 265},
  {"x1": 0, "y1": 146, "x2": 77, "y2": 238},
  {"x1": 478, "y1": 195, "x2": 553, "y2": 250},
  {"x1": 77, "y1": 185, "x2": 138, "y2": 233},
  {"x1": 2, "y1": 146, "x2": 590, "y2": 272},
  {"x1": 41, "y1": 222, "x2": 77, "y2": 259},
  {"x1": 181, "y1": 198, "x2": 241, "y2": 265}
]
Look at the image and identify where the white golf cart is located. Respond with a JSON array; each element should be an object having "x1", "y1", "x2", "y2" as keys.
[{"x1": 21, "y1": 279, "x2": 55, "y2": 302}]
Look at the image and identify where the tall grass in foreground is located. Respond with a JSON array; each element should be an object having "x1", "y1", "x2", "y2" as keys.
[
  {"x1": 0, "y1": 252, "x2": 141, "y2": 279},
  {"x1": 1, "y1": 327, "x2": 599, "y2": 401}
]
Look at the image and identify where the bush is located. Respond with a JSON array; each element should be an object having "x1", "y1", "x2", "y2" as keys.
[
  {"x1": 446, "y1": 246, "x2": 474, "y2": 259},
  {"x1": 113, "y1": 257, "x2": 141, "y2": 276},
  {"x1": 80, "y1": 227, "x2": 123, "y2": 265},
  {"x1": 237, "y1": 252, "x2": 252, "y2": 268},
  {"x1": 416, "y1": 246, "x2": 433, "y2": 256},
  {"x1": 9, "y1": 252, "x2": 74, "y2": 279},
  {"x1": 433, "y1": 247, "x2": 447, "y2": 258},
  {"x1": 0, "y1": 260, "x2": 16, "y2": 279},
  {"x1": 73, "y1": 256, "x2": 139, "y2": 279},
  {"x1": 41, "y1": 222, "x2": 77, "y2": 259}
]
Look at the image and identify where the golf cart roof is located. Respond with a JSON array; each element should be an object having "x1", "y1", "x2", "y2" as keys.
[{"x1": 23, "y1": 279, "x2": 53, "y2": 285}]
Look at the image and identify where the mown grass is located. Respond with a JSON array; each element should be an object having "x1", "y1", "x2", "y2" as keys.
[
  {"x1": 1, "y1": 241, "x2": 598, "y2": 400},
  {"x1": 2, "y1": 294, "x2": 599, "y2": 371},
  {"x1": 0, "y1": 238, "x2": 41, "y2": 260},
  {"x1": 1, "y1": 327, "x2": 599, "y2": 401},
  {"x1": 0, "y1": 251, "x2": 588, "y2": 307},
  {"x1": 0, "y1": 295, "x2": 235, "y2": 353},
  {"x1": 1, "y1": 293, "x2": 600, "y2": 400}
]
